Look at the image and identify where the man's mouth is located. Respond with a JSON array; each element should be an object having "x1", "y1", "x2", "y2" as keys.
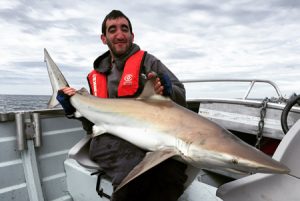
[{"x1": 114, "y1": 40, "x2": 127, "y2": 45}]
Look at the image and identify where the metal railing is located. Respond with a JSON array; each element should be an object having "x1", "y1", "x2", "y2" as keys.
[{"x1": 181, "y1": 79, "x2": 284, "y2": 100}]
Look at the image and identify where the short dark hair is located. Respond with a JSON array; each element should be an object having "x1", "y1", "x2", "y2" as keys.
[{"x1": 101, "y1": 10, "x2": 133, "y2": 35}]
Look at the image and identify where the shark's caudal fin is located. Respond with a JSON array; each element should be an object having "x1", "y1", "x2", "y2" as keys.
[
  {"x1": 115, "y1": 148, "x2": 179, "y2": 192},
  {"x1": 44, "y1": 48, "x2": 69, "y2": 109}
]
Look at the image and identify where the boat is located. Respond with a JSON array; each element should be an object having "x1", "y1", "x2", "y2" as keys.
[{"x1": 0, "y1": 79, "x2": 299, "y2": 201}]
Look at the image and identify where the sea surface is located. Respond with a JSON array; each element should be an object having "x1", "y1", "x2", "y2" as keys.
[{"x1": 0, "y1": 94, "x2": 52, "y2": 113}]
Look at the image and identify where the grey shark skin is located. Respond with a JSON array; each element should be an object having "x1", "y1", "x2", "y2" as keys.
[{"x1": 44, "y1": 48, "x2": 289, "y2": 191}]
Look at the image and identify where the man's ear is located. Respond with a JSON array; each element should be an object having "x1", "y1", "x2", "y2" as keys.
[
  {"x1": 131, "y1": 32, "x2": 134, "y2": 42},
  {"x1": 101, "y1": 34, "x2": 107, "y2": 44}
]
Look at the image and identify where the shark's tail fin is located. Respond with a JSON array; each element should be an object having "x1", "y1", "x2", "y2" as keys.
[{"x1": 44, "y1": 48, "x2": 69, "y2": 109}]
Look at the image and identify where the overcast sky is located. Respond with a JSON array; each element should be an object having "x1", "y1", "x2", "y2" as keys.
[{"x1": 0, "y1": 0, "x2": 299, "y2": 98}]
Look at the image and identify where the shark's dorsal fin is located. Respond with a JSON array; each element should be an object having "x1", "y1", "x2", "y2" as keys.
[
  {"x1": 137, "y1": 79, "x2": 171, "y2": 101},
  {"x1": 76, "y1": 87, "x2": 90, "y2": 96},
  {"x1": 115, "y1": 148, "x2": 179, "y2": 192}
]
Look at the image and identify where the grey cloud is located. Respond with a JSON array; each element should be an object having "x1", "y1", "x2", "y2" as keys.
[
  {"x1": 128, "y1": 2, "x2": 273, "y2": 34},
  {"x1": 0, "y1": 1, "x2": 92, "y2": 35},
  {"x1": 58, "y1": 64, "x2": 86, "y2": 73},
  {"x1": 11, "y1": 60, "x2": 84, "y2": 73},
  {"x1": 272, "y1": 0, "x2": 300, "y2": 8},
  {"x1": 219, "y1": 1, "x2": 300, "y2": 25},
  {"x1": 0, "y1": 70, "x2": 47, "y2": 85},
  {"x1": 0, "y1": 77, "x2": 41, "y2": 85},
  {"x1": 148, "y1": 1, "x2": 294, "y2": 26},
  {"x1": 283, "y1": 65, "x2": 299, "y2": 70},
  {"x1": 228, "y1": 8, "x2": 273, "y2": 24},
  {"x1": 0, "y1": 61, "x2": 83, "y2": 88},
  {"x1": 183, "y1": 2, "x2": 218, "y2": 12},
  {"x1": 12, "y1": 61, "x2": 44, "y2": 68},
  {"x1": 168, "y1": 49, "x2": 205, "y2": 60}
]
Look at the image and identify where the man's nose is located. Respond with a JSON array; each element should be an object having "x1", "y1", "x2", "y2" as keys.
[{"x1": 115, "y1": 29, "x2": 126, "y2": 39}]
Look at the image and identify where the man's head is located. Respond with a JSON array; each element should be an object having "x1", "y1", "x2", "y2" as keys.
[
  {"x1": 102, "y1": 10, "x2": 133, "y2": 35},
  {"x1": 101, "y1": 10, "x2": 134, "y2": 58}
]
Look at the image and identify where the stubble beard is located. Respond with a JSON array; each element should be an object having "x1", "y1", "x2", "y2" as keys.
[{"x1": 107, "y1": 37, "x2": 133, "y2": 58}]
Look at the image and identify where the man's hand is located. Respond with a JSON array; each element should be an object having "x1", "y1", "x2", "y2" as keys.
[
  {"x1": 60, "y1": 87, "x2": 77, "y2": 96},
  {"x1": 56, "y1": 87, "x2": 77, "y2": 118}
]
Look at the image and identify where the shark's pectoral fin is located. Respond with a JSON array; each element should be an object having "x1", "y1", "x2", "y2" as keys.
[
  {"x1": 74, "y1": 111, "x2": 83, "y2": 118},
  {"x1": 115, "y1": 148, "x2": 179, "y2": 192},
  {"x1": 91, "y1": 125, "x2": 107, "y2": 138}
]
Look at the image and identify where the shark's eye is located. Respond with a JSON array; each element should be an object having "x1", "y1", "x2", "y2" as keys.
[{"x1": 232, "y1": 158, "x2": 238, "y2": 165}]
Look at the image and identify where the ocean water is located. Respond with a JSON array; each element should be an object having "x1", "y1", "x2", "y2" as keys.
[{"x1": 0, "y1": 94, "x2": 52, "y2": 113}]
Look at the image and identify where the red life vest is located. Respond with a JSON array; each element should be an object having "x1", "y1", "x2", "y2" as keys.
[{"x1": 87, "y1": 50, "x2": 145, "y2": 98}]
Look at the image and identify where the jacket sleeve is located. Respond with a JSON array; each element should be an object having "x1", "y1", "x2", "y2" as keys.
[{"x1": 143, "y1": 53, "x2": 187, "y2": 107}]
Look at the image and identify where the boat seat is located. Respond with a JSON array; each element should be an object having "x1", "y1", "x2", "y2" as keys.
[
  {"x1": 217, "y1": 119, "x2": 300, "y2": 201},
  {"x1": 68, "y1": 135, "x2": 102, "y2": 170},
  {"x1": 68, "y1": 135, "x2": 111, "y2": 199}
]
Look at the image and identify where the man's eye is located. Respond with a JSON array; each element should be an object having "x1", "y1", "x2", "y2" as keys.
[
  {"x1": 108, "y1": 27, "x2": 116, "y2": 33},
  {"x1": 121, "y1": 26, "x2": 129, "y2": 32}
]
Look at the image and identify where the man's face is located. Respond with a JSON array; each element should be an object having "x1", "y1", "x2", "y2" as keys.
[{"x1": 101, "y1": 17, "x2": 134, "y2": 57}]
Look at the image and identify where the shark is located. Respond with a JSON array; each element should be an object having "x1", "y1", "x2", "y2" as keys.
[{"x1": 44, "y1": 48, "x2": 289, "y2": 191}]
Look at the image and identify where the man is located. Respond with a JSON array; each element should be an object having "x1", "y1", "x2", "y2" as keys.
[{"x1": 58, "y1": 10, "x2": 187, "y2": 201}]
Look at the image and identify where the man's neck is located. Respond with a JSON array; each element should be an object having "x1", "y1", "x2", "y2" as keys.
[{"x1": 110, "y1": 43, "x2": 135, "y2": 62}]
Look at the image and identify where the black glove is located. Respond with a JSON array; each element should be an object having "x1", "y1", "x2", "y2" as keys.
[
  {"x1": 56, "y1": 90, "x2": 76, "y2": 118},
  {"x1": 158, "y1": 73, "x2": 173, "y2": 96}
]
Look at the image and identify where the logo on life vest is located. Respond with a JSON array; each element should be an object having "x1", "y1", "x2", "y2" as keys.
[
  {"x1": 123, "y1": 74, "x2": 133, "y2": 85},
  {"x1": 92, "y1": 74, "x2": 97, "y2": 96}
]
